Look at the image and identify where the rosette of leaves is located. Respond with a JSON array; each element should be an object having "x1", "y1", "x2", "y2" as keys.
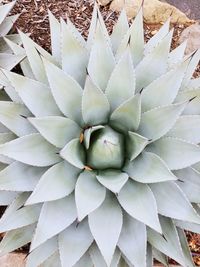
[{"x1": 0, "y1": 4, "x2": 200, "y2": 267}]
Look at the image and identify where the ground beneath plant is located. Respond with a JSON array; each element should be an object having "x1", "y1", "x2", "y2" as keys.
[{"x1": 1, "y1": 0, "x2": 200, "y2": 265}]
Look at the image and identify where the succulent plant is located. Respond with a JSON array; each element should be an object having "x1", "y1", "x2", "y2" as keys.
[{"x1": 0, "y1": 3, "x2": 200, "y2": 267}]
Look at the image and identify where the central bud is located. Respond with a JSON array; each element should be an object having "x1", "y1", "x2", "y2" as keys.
[{"x1": 87, "y1": 126, "x2": 124, "y2": 170}]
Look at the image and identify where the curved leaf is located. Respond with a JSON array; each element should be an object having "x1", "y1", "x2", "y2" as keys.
[
  {"x1": 31, "y1": 194, "x2": 77, "y2": 251},
  {"x1": 60, "y1": 138, "x2": 85, "y2": 169},
  {"x1": 0, "y1": 133, "x2": 60, "y2": 167},
  {"x1": 59, "y1": 220, "x2": 93, "y2": 267},
  {"x1": 26, "y1": 161, "x2": 80, "y2": 204},
  {"x1": 118, "y1": 213, "x2": 147, "y2": 267},
  {"x1": 29, "y1": 116, "x2": 81, "y2": 148},
  {"x1": 0, "y1": 1, "x2": 16, "y2": 24},
  {"x1": 84, "y1": 125, "x2": 104, "y2": 149},
  {"x1": 118, "y1": 180, "x2": 161, "y2": 233},
  {"x1": 147, "y1": 137, "x2": 200, "y2": 170},
  {"x1": 75, "y1": 171, "x2": 106, "y2": 221},
  {"x1": 82, "y1": 76, "x2": 110, "y2": 125},
  {"x1": 96, "y1": 170, "x2": 128, "y2": 194},
  {"x1": 88, "y1": 193, "x2": 122, "y2": 266},
  {"x1": 125, "y1": 152, "x2": 176, "y2": 183}
]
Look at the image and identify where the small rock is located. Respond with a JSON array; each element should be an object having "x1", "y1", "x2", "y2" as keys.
[
  {"x1": 179, "y1": 23, "x2": 200, "y2": 54},
  {"x1": 110, "y1": 0, "x2": 194, "y2": 24},
  {"x1": 97, "y1": 0, "x2": 112, "y2": 6},
  {"x1": 0, "y1": 253, "x2": 26, "y2": 267}
]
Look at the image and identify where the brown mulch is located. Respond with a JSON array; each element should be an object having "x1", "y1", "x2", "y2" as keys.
[{"x1": 1, "y1": 0, "x2": 200, "y2": 265}]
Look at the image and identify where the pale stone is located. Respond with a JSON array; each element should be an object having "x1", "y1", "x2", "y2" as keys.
[
  {"x1": 110, "y1": 0, "x2": 193, "y2": 24},
  {"x1": 0, "y1": 253, "x2": 26, "y2": 267},
  {"x1": 97, "y1": 0, "x2": 112, "y2": 6},
  {"x1": 179, "y1": 23, "x2": 200, "y2": 54}
]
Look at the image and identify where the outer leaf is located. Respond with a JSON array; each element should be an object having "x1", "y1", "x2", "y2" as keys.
[
  {"x1": 0, "y1": 224, "x2": 35, "y2": 257},
  {"x1": 82, "y1": 76, "x2": 110, "y2": 125},
  {"x1": 40, "y1": 251, "x2": 61, "y2": 267},
  {"x1": 0, "y1": 101, "x2": 36, "y2": 136},
  {"x1": 0, "y1": 162, "x2": 46, "y2": 191},
  {"x1": 43, "y1": 58, "x2": 83, "y2": 125},
  {"x1": 135, "y1": 30, "x2": 173, "y2": 91},
  {"x1": 138, "y1": 102, "x2": 187, "y2": 141},
  {"x1": 144, "y1": 19, "x2": 170, "y2": 55},
  {"x1": 3, "y1": 70, "x2": 61, "y2": 116},
  {"x1": 0, "y1": 204, "x2": 41, "y2": 232},
  {"x1": 148, "y1": 216, "x2": 185, "y2": 265},
  {"x1": 106, "y1": 49, "x2": 135, "y2": 111},
  {"x1": 0, "y1": 53, "x2": 24, "y2": 70},
  {"x1": 0, "y1": 133, "x2": 60, "y2": 167},
  {"x1": 89, "y1": 244, "x2": 121, "y2": 267},
  {"x1": 116, "y1": 9, "x2": 144, "y2": 66},
  {"x1": 126, "y1": 132, "x2": 148, "y2": 161},
  {"x1": 59, "y1": 220, "x2": 93, "y2": 267},
  {"x1": 88, "y1": 21, "x2": 115, "y2": 91},
  {"x1": 175, "y1": 167, "x2": 200, "y2": 203},
  {"x1": 60, "y1": 138, "x2": 85, "y2": 169},
  {"x1": 97, "y1": 170, "x2": 128, "y2": 194},
  {"x1": 118, "y1": 180, "x2": 161, "y2": 233},
  {"x1": 19, "y1": 31, "x2": 48, "y2": 84},
  {"x1": 31, "y1": 194, "x2": 77, "y2": 251},
  {"x1": 124, "y1": 152, "x2": 176, "y2": 183},
  {"x1": 48, "y1": 11, "x2": 61, "y2": 63},
  {"x1": 152, "y1": 248, "x2": 168, "y2": 267},
  {"x1": 147, "y1": 137, "x2": 200, "y2": 170},
  {"x1": 177, "y1": 228, "x2": 195, "y2": 267},
  {"x1": 118, "y1": 213, "x2": 147, "y2": 267},
  {"x1": 0, "y1": 1, "x2": 16, "y2": 24},
  {"x1": 73, "y1": 254, "x2": 93, "y2": 267},
  {"x1": 26, "y1": 237, "x2": 58, "y2": 267},
  {"x1": 175, "y1": 89, "x2": 200, "y2": 115},
  {"x1": 168, "y1": 41, "x2": 187, "y2": 67},
  {"x1": 110, "y1": 94, "x2": 141, "y2": 133},
  {"x1": 174, "y1": 220, "x2": 200, "y2": 234},
  {"x1": 88, "y1": 193, "x2": 122, "y2": 266},
  {"x1": 167, "y1": 115, "x2": 200, "y2": 144},
  {"x1": 75, "y1": 171, "x2": 106, "y2": 221},
  {"x1": 29, "y1": 116, "x2": 81, "y2": 148},
  {"x1": 146, "y1": 243, "x2": 153, "y2": 267},
  {"x1": 141, "y1": 61, "x2": 187, "y2": 112},
  {"x1": 26, "y1": 161, "x2": 80, "y2": 204},
  {"x1": 0, "y1": 191, "x2": 18, "y2": 205},
  {"x1": 61, "y1": 19, "x2": 88, "y2": 86},
  {"x1": 150, "y1": 181, "x2": 200, "y2": 224},
  {"x1": 111, "y1": 9, "x2": 129, "y2": 54}
]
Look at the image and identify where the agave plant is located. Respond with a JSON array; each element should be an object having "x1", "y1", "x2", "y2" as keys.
[{"x1": 0, "y1": 3, "x2": 200, "y2": 267}]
